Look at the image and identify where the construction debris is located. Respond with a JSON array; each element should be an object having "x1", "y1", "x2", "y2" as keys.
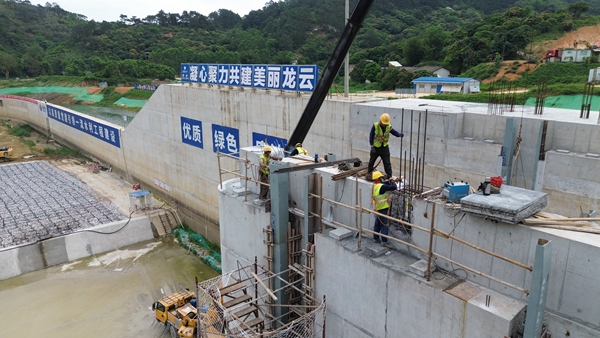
[{"x1": 331, "y1": 164, "x2": 368, "y2": 181}]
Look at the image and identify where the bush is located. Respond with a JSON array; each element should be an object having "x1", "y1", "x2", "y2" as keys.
[{"x1": 8, "y1": 124, "x2": 33, "y2": 137}]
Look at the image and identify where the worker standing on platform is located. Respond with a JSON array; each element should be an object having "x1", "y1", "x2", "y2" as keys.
[
  {"x1": 368, "y1": 113, "x2": 403, "y2": 179},
  {"x1": 290, "y1": 143, "x2": 308, "y2": 156},
  {"x1": 259, "y1": 145, "x2": 282, "y2": 200},
  {"x1": 371, "y1": 171, "x2": 396, "y2": 248}
]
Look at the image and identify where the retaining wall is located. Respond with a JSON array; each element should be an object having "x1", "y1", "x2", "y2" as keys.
[{"x1": 0, "y1": 217, "x2": 153, "y2": 281}]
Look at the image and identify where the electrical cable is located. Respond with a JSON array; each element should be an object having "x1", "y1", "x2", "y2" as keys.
[{"x1": 75, "y1": 209, "x2": 136, "y2": 235}]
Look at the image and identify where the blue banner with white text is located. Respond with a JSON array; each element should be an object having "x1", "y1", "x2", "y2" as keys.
[
  {"x1": 181, "y1": 64, "x2": 318, "y2": 93},
  {"x1": 46, "y1": 105, "x2": 120, "y2": 148}
]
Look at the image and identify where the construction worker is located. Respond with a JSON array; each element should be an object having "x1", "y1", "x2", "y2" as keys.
[
  {"x1": 368, "y1": 113, "x2": 403, "y2": 179},
  {"x1": 371, "y1": 171, "x2": 397, "y2": 248},
  {"x1": 290, "y1": 143, "x2": 308, "y2": 156},
  {"x1": 259, "y1": 145, "x2": 282, "y2": 200}
]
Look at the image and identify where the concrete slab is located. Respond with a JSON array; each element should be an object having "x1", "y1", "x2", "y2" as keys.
[
  {"x1": 460, "y1": 185, "x2": 547, "y2": 223},
  {"x1": 367, "y1": 244, "x2": 390, "y2": 257},
  {"x1": 329, "y1": 228, "x2": 353, "y2": 240},
  {"x1": 408, "y1": 259, "x2": 435, "y2": 277}
]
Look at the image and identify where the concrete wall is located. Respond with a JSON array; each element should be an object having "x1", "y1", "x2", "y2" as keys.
[
  {"x1": 315, "y1": 232, "x2": 526, "y2": 338},
  {"x1": 0, "y1": 87, "x2": 356, "y2": 243},
  {"x1": 0, "y1": 217, "x2": 153, "y2": 281},
  {"x1": 410, "y1": 198, "x2": 600, "y2": 337},
  {"x1": 2, "y1": 89, "x2": 600, "y2": 239},
  {"x1": 122, "y1": 85, "x2": 354, "y2": 242},
  {"x1": 218, "y1": 178, "x2": 271, "y2": 273}
]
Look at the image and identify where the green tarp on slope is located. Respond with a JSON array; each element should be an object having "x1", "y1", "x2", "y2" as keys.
[
  {"x1": 525, "y1": 94, "x2": 600, "y2": 111},
  {"x1": 0, "y1": 87, "x2": 103, "y2": 102},
  {"x1": 113, "y1": 97, "x2": 147, "y2": 108}
]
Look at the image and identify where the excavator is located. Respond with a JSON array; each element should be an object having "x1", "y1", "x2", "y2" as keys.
[
  {"x1": 573, "y1": 39, "x2": 592, "y2": 49},
  {"x1": 0, "y1": 146, "x2": 13, "y2": 162}
]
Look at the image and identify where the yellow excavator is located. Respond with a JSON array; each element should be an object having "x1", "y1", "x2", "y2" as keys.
[
  {"x1": 152, "y1": 289, "x2": 199, "y2": 338},
  {"x1": 0, "y1": 147, "x2": 13, "y2": 162}
]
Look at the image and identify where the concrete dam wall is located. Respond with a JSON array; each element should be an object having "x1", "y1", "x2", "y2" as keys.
[{"x1": 1, "y1": 88, "x2": 599, "y2": 243}]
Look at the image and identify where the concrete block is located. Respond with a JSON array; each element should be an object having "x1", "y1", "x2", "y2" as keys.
[
  {"x1": 231, "y1": 186, "x2": 246, "y2": 197},
  {"x1": 367, "y1": 244, "x2": 389, "y2": 257},
  {"x1": 408, "y1": 259, "x2": 435, "y2": 277},
  {"x1": 329, "y1": 228, "x2": 353, "y2": 241}
]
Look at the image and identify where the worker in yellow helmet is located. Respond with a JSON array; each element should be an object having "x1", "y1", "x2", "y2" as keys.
[
  {"x1": 290, "y1": 143, "x2": 308, "y2": 156},
  {"x1": 371, "y1": 171, "x2": 396, "y2": 248},
  {"x1": 368, "y1": 113, "x2": 403, "y2": 179},
  {"x1": 259, "y1": 145, "x2": 282, "y2": 200}
]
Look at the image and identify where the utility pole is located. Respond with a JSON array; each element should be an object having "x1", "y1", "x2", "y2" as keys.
[{"x1": 344, "y1": 0, "x2": 350, "y2": 97}]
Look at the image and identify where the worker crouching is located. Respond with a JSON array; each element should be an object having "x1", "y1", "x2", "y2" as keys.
[
  {"x1": 290, "y1": 143, "x2": 308, "y2": 156},
  {"x1": 371, "y1": 171, "x2": 396, "y2": 248},
  {"x1": 259, "y1": 145, "x2": 282, "y2": 200}
]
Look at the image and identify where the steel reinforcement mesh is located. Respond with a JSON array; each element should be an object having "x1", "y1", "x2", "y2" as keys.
[
  {"x1": 0, "y1": 161, "x2": 125, "y2": 248},
  {"x1": 196, "y1": 267, "x2": 325, "y2": 338}
]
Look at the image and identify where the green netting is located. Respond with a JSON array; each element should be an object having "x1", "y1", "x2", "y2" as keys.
[
  {"x1": 525, "y1": 94, "x2": 600, "y2": 110},
  {"x1": 0, "y1": 86, "x2": 103, "y2": 102},
  {"x1": 173, "y1": 227, "x2": 222, "y2": 273},
  {"x1": 113, "y1": 97, "x2": 147, "y2": 108}
]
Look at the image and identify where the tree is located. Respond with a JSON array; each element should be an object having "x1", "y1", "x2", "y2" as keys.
[
  {"x1": 0, "y1": 53, "x2": 18, "y2": 79},
  {"x1": 568, "y1": 1, "x2": 589, "y2": 19},
  {"x1": 378, "y1": 67, "x2": 401, "y2": 90},
  {"x1": 403, "y1": 37, "x2": 426, "y2": 66},
  {"x1": 363, "y1": 62, "x2": 381, "y2": 82}
]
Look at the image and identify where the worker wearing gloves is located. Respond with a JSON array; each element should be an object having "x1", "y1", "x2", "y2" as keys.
[
  {"x1": 290, "y1": 143, "x2": 308, "y2": 156},
  {"x1": 368, "y1": 113, "x2": 403, "y2": 179},
  {"x1": 259, "y1": 145, "x2": 282, "y2": 200},
  {"x1": 371, "y1": 171, "x2": 396, "y2": 248}
]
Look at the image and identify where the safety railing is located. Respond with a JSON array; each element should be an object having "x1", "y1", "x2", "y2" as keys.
[
  {"x1": 306, "y1": 178, "x2": 533, "y2": 295},
  {"x1": 216, "y1": 151, "x2": 269, "y2": 202},
  {"x1": 216, "y1": 153, "x2": 533, "y2": 295}
]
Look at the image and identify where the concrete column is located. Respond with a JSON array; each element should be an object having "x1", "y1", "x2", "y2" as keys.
[
  {"x1": 501, "y1": 118, "x2": 518, "y2": 185},
  {"x1": 269, "y1": 161, "x2": 290, "y2": 326}
]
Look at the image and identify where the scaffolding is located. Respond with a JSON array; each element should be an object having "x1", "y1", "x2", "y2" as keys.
[{"x1": 195, "y1": 261, "x2": 325, "y2": 338}]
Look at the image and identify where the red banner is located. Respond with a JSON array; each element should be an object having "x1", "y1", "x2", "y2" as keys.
[{"x1": 0, "y1": 94, "x2": 39, "y2": 104}]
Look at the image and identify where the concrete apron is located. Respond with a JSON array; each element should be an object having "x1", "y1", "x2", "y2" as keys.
[{"x1": 0, "y1": 236, "x2": 219, "y2": 338}]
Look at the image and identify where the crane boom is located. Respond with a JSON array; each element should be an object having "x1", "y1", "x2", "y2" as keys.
[{"x1": 286, "y1": 0, "x2": 375, "y2": 152}]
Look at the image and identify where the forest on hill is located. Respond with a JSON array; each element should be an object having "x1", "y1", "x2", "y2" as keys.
[{"x1": 1, "y1": 0, "x2": 600, "y2": 91}]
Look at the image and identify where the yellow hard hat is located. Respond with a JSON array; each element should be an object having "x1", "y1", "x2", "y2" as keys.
[
  {"x1": 372, "y1": 171, "x2": 384, "y2": 181},
  {"x1": 380, "y1": 113, "x2": 390, "y2": 125},
  {"x1": 295, "y1": 143, "x2": 302, "y2": 148},
  {"x1": 263, "y1": 145, "x2": 272, "y2": 152}
]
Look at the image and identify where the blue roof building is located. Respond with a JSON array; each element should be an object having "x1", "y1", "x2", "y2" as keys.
[{"x1": 411, "y1": 77, "x2": 481, "y2": 94}]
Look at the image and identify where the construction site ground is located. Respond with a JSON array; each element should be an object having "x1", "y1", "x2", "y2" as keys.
[{"x1": 0, "y1": 122, "x2": 219, "y2": 337}]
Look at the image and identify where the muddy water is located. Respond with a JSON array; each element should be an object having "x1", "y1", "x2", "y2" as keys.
[{"x1": 0, "y1": 237, "x2": 219, "y2": 337}]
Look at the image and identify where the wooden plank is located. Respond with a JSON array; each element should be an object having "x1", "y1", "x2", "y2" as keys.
[
  {"x1": 219, "y1": 282, "x2": 245, "y2": 296},
  {"x1": 251, "y1": 271, "x2": 278, "y2": 301},
  {"x1": 525, "y1": 223, "x2": 600, "y2": 234},
  {"x1": 233, "y1": 305, "x2": 258, "y2": 319},
  {"x1": 222, "y1": 294, "x2": 252, "y2": 308},
  {"x1": 241, "y1": 317, "x2": 264, "y2": 330}
]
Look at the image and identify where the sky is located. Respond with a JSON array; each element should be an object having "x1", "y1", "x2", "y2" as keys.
[{"x1": 29, "y1": 0, "x2": 273, "y2": 22}]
